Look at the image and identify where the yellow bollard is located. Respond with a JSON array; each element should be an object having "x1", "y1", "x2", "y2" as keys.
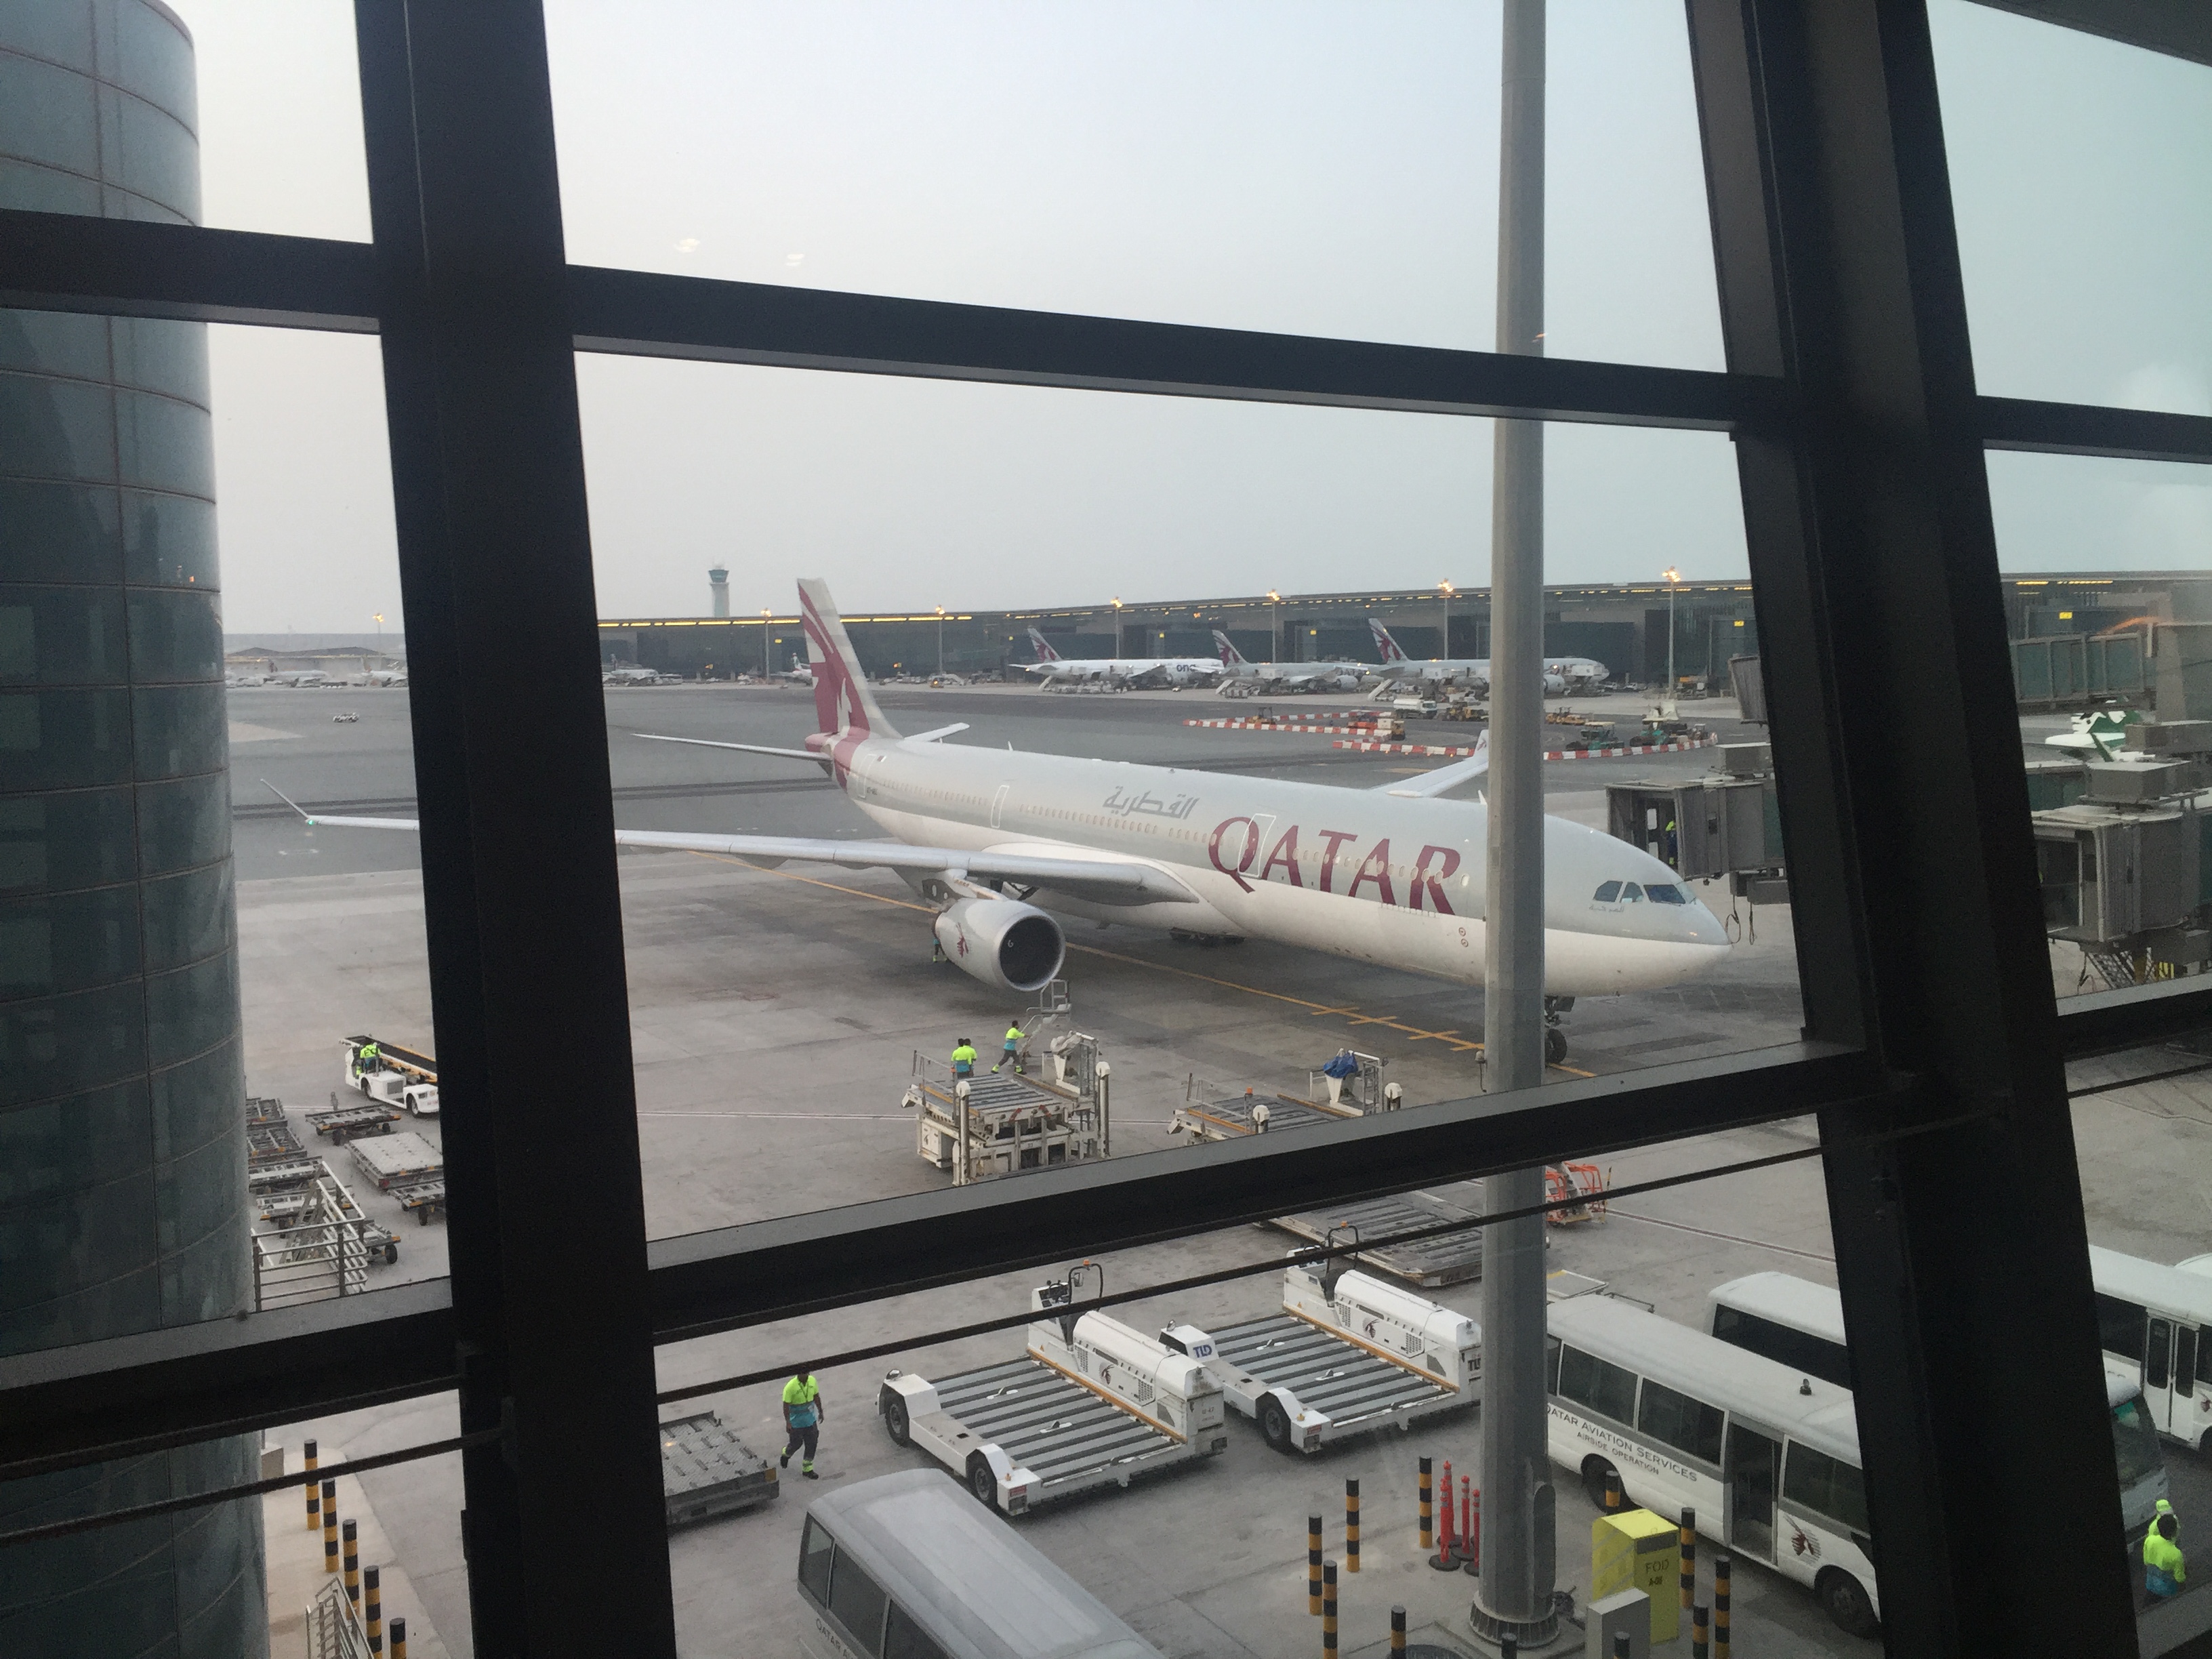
[
  {"x1": 1308, "y1": 1514, "x2": 1323, "y2": 1615},
  {"x1": 304, "y1": 1440, "x2": 319, "y2": 1532},
  {"x1": 1693, "y1": 1601, "x2": 1709, "y2": 1659},
  {"x1": 390, "y1": 1616, "x2": 407, "y2": 1659},
  {"x1": 343, "y1": 1518, "x2": 359, "y2": 1607},
  {"x1": 1679, "y1": 1506, "x2": 1696, "y2": 1612},
  {"x1": 1391, "y1": 1604, "x2": 1406, "y2": 1655},
  {"x1": 1715, "y1": 1555, "x2": 1731, "y2": 1659},
  {"x1": 1418, "y1": 1457, "x2": 1433, "y2": 1551},
  {"x1": 365, "y1": 1563, "x2": 383, "y2": 1654},
  {"x1": 1322, "y1": 1560, "x2": 1338, "y2": 1656},
  {"x1": 1346, "y1": 1478, "x2": 1360, "y2": 1574},
  {"x1": 321, "y1": 1479, "x2": 338, "y2": 1573}
]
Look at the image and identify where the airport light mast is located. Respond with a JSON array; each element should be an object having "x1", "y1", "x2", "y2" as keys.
[
  {"x1": 1439, "y1": 580, "x2": 1456, "y2": 658},
  {"x1": 762, "y1": 607, "x2": 773, "y2": 677},
  {"x1": 1663, "y1": 566, "x2": 1682, "y2": 713},
  {"x1": 1266, "y1": 590, "x2": 1282, "y2": 661},
  {"x1": 1475, "y1": 1, "x2": 1560, "y2": 1650},
  {"x1": 936, "y1": 605, "x2": 946, "y2": 677}
]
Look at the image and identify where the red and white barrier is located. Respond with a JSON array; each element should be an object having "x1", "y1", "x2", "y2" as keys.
[
  {"x1": 1334, "y1": 733, "x2": 1720, "y2": 762},
  {"x1": 1183, "y1": 718, "x2": 1391, "y2": 735}
]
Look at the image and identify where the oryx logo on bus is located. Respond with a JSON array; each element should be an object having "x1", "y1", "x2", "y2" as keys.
[{"x1": 1208, "y1": 817, "x2": 1462, "y2": 912}]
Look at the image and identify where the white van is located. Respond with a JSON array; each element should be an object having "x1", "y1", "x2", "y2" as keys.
[
  {"x1": 2089, "y1": 1244, "x2": 2212, "y2": 1449},
  {"x1": 1708, "y1": 1271, "x2": 2169, "y2": 1540},
  {"x1": 1549, "y1": 1294, "x2": 1880, "y2": 1636},
  {"x1": 796, "y1": 1470, "x2": 1162, "y2": 1659}
]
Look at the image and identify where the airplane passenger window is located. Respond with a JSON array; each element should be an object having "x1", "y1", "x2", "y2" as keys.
[
  {"x1": 1593, "y1": 881, "x2": 1623, "y2": 903},
  {"x1": 1646, "y1": 884, "x2": 1688, "y2": 905}
]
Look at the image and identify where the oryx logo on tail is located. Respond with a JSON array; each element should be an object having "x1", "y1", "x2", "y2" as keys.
[
  {"x1": 1368, "y1": 619, "x2": 1409, "y2": 662},
  {"x1": 1025, "y1": 628, "x2": 1063, "y2": 663},
  {"x1": 798, "y1": 579, "x2": 900, "y2": 785},
  {"x1": 1211, "y1": 630, "x2": 1249, "y2": 666}
]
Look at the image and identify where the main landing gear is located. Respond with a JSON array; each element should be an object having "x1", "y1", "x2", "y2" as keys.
[{"x1": 1544, "y1": 996, "x2": 1574, "y2": 1065}]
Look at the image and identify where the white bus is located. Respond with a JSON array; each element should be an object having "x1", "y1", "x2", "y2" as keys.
[
  {"x1": 796, "y1": 1470, "x2": 1163, "y2": 1659},
  {"x1": 1707, "y1": 1271, "x2": 2171, "y2": 1538},
  {"x1": 1548, "y1": 1294, "x2": 1882, "y2": 1637},
  {"x1": 2089, "y1": 1245, "x2": 2212, "y2": 1450}
]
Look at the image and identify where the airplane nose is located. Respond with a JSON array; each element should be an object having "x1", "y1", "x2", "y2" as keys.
[{"x1": 1687, "y1": 897, "x2": 1730, "y2": 949}]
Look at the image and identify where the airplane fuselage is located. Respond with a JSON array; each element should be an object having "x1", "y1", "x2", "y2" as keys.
[{"x1": 831, "y1": 734, "x2": 1727, "y2": 996}]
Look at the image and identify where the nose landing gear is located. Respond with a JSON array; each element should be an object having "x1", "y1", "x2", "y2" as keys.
[{"x1": 1543, "y1": 996, "x2": 1574, "y2": 1065}]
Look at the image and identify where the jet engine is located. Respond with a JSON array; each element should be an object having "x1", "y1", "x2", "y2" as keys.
[{"x1": 933, "y1": 897, "x2": 1065, "y2": 993}]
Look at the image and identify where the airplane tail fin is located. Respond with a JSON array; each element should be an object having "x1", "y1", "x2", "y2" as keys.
[
  {"x1": 1368, "y1": 619, "x2": 1408, "y2": 662},
  {"x1": 1026, "y1": 628, "x2": 1062, "y2": 663},
  {"x1": 1212, "y1": 629, "x2": 1248, "y2": 665},
  {"x1": 798, "y1": 579, "x2": 899, "y2": 738}
]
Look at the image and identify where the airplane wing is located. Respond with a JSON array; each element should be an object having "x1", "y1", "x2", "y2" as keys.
[
  {"x1": 1376, "y1": 732, "x2": 1488, "y2": 798},
  {"x1": 266, "y1": 785, "x2": 1200, "y2": 907},
  {"x1": 633, "y1": 733, "x2": 824, "y2": 761}
]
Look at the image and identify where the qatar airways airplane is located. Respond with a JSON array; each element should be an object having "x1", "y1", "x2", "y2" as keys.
[
  {"x1": 1366, "y1": 620, "x2": 1610, "y2": 697},
  {"x1": 1021, "y1": 628, "x2": 1219, "y2": 689},
  {"x1": 283, "y1": 581, "x2": 1726, "y2": 1061}
]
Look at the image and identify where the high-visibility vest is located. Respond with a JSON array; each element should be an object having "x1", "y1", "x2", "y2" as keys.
[
  {"x1": 951, "y1": 1046, "x2": 977, "y2": 1069},
  {"x1": 1004, "y1": 1027, "x2": 1023, "y2": 1044},
  {"x1": 2146, "y1": 1530, "x2": 2186, "y2": 1593}
]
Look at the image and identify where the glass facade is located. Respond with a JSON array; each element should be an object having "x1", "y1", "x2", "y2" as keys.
[{"x1": 0, "y1": 3, "x2": 262, "y2": 1655}]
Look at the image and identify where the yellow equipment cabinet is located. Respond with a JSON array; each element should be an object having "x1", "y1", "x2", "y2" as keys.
[{"x1": 1591, "y1": 1508, "x2": 1680, "y2": 1646}]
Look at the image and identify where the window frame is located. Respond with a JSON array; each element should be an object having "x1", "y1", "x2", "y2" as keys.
[{"x1": 0, "y1": 2, "x2": 2203, "y2": 1656}]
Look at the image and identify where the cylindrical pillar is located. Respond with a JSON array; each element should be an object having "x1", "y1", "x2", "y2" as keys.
[
  {"x1": 365, "y1": 1563, "x2": 384, "y2": 1654},
  {"x1": 1346, "y1": 1479, "x2": 1361, "y2": 1573},
  {"x1": 1614, "y1": 1633, "x2": 1631, "y2": 1659},
  {"x1": 343, "y1": 1518, "x2": 360, "y2": 1606},
  {"x1": 1693, "y1": 1601, "x2": 1709, "y2": 1659},
  {"x1": 1679, "y1": 1507, "x2": 1696, "y2": 1612},
  {"x1": 1605, "y1": 1468, "x2": 1623, "y2": 1513},
  {"x1": 1464, "y1": 1486, "x2": 1482, "y2": 1576},
  {"x1": 1322, "y1": 1561, "x2": 1338, "y2": 1656},
  {"x1": 306, "y1": 1441, "x2": 321, "y2": 1532},
  {"x1": 1473, "y1": 0, "x2": 1557, "y2": 1637},
  {"x1": 1418, "y1": 1456, "x2": 1434, "y2": 1551},
  {"x1": 1715, "y1": 1555, "x2": 1731, "y2": 1659},
  {"x1": 390, "y1": 1616, "x2": 407, "y2": 1659},
  {"x1": 1392, "y1": 1605, "x2": 1407, "y2": 1654},
  {"x1": 322, "y1": 1479, "x2": 340, "y2": 1573},
  {"x1": 1309, "y1": 1515, "x2": 1324, "y2": 1614}
]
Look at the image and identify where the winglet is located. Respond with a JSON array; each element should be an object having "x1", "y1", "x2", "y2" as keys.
[{"x1": 262, "y1": 779, "x2": 314, "y2": 823}]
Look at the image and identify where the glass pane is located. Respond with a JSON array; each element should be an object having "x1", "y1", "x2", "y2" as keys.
[
  {"x1": 562, "y1": 361, "x2": 1803, "y2": 1240},
  {"x1": 654, "y1": 1145, "x2": 1906, "y2": 1655},
  {"x1": 0, "y1": 309, "x2": 432, "y2": 1363},
  {"x1": 0, "y1": 1, "x2": 370, "y2": 241},
  {"x1": 545, "y1": 1, "x2": 1725, "y2": 369},
  {"x1": 1931, "y1": 1, "x2": 2211, "y2": 415}
]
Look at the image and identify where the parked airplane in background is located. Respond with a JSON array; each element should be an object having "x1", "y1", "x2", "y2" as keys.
[
  {"x1": 779, "y1": 654, "x2": 815, "y2": 686},
  {"x1": 1365, "y1": 621, "x2": 1610, "y2": 697},
  {"x1": 1022, "y1": 628, "x2": 1219, "y2": 689},
  {"x1": 268, "y1": 669, "x2": 330, "y2": 688},
  {"x1": 1210, "y1": 632, "x2": 1369, "y2": 695},
  {"x1": 287, "y1": 582, "x2": 1727, "y2": 1062}
]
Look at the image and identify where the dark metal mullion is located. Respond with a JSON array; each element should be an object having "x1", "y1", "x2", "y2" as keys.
[
  {"x1": 350, "y1": 1, "x2": 533, "y2": 1649},
  {"x1": 1687, "y1": 1, "x2": 2135, "y2": 1653},
  {"x1": 2058, "y1": 979, "x2": 2212, "y2": 1059},
  {"x1": 1978, "y1": 394, "x2": 2212, "y2": 466},
  {"x1": 0, "y1": 1041, "x2": 1879, "y2": 1477},
  {"x1": 368, "y1": 4, "x2": 676, "y2": 1655}
]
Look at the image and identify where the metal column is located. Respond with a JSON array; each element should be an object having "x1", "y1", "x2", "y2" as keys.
[
  {"x1": 1475, "y1": 0, "x2": 1558, "y2": 1647},
  {"x1": 353, "y1": 3, "x2": 677, "y2": 1654},
  {"x1": 1682, "y1": 1, "x2": 2134, "y2": 1653}
]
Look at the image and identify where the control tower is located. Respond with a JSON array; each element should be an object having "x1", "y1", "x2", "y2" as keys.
[{"x1": 708, "y1": 565, "x2": 731, "y2": 617}]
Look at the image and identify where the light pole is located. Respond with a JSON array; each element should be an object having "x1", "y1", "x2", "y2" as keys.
[
  {"x1": 762, "y1": 608, "x2": 772, "y2": 678},
  {"x1": 1111, "y1": 597, "x2": 1124, "y2": 663},
  {"x1": 1439, "y1": 580, "x2": 1456, "y2": 658},
  {"x1": 935, "y1": 605, "x2": 946, "y2": 678},
  {"x1": 1662, "y1": 567, "x2": 1682, "y2": 710},
  {"x1": 1266, "y1": 590, "x2": 1282, "y2": 662}
]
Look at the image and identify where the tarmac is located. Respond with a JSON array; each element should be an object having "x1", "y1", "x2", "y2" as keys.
[{"x1": 228, "y1": 680, "x2": 2212, "y2": 1657}]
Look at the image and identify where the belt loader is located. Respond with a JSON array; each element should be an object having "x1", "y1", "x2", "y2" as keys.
[
  {"x1": 878, "y1": 1264, "x2": 1227, "y2": 1515},
  {"x1": 1162, "y1": 1256, "x2": 1480, "y2": 1454}
]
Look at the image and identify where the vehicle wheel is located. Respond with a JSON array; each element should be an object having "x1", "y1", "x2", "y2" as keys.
[
  {"x1": 1581, "y1": 1456, "x2": 1620, "y2": 1511},
  {"x1": 1259, "y1": 1395, "x2": 1294, "y2": 1454},
  {"x1": 417, "y1": 1208, "x2": 430, "y2": 1226},
  {"x1": 1544, "y1": 1027, "x2": 1568, "y2": 1065},
  {"x1": 966, "y1": 1453, "x2": 1000, "y2": 1510},
  {"x1": 884, "y1": 1395, "x2": 912, "y2": 1448},
  {"x1": 1817, "y1": 1568, "x2": 1878, "y2": 1638},
  {"x1": 383, "y1": 1243, "x2": 398, "y2": 1265}
]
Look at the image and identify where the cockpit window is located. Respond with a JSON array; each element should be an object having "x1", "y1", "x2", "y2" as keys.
[
  {"x1": 1621, "y1": 883, "x2": 1644, "y2": 902},
  {"x1": 1645, "y1": 884, "x2": 1687, "y2": 905},
  {"x1": 1592, "y1": 881, "x2": 1622, "y2": 903}
]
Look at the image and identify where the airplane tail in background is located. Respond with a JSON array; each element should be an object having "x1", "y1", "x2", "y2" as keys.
[
  {"x1": 1368, "y1": 619, "x2": 1409, "y2": 662},
  {"x1": 1025, "y1": 628, "x2": 1063, "y2": 663},
  {"x1": 1211, "y1": 630, "x2": 1248, "y2": 665},
  {"x1": 798, "y1": 579, "x2": 900, "y2": 738}
]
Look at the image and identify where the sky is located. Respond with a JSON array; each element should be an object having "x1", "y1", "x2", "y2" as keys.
[{"x1": 164, "y1": 1, "x2": 2211, "y2": 633}]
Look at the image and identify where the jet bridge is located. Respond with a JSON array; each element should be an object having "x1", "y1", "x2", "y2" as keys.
[
  {"x1": 877, "y1": 1264, "x2": 1227, "y2": 1515},
  {"x1": 1162, "y1": 1258, "x2": 1479, "y2": 1454}
]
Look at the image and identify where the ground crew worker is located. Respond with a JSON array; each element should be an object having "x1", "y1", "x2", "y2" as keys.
[
  {"x1": 780, "y1": 1368, "x2": 823, "y2": 1480},
  {"x1": 993, "y1": 1020, "x2": 1026, "y2": 1074},
  {"x1": 2146, "y1": 1512, "x2": 2186, "y2": 1602},
  {"x1": 354, "y1": 1041, "x2": 382, "y2": 1080},
  {"x1": 951, "y1": 1038, "x2": 979, "y2": 1080}
]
